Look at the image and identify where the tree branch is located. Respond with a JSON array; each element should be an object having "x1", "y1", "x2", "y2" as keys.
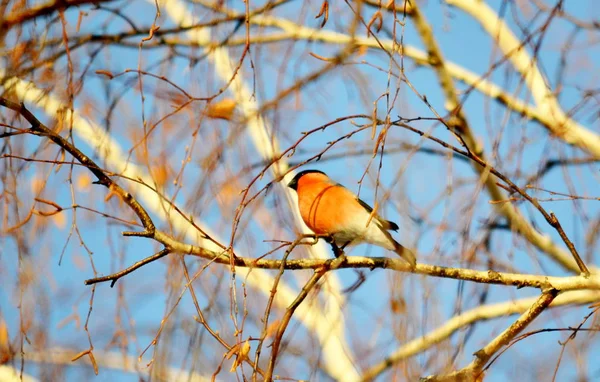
[
  {"x1": 360, "y1": 290, "x2": 596, "y2": 381},
  {"x1": 422, "y1": 290, "x2": 558, "y2": 381},
  {"x1": 1, "y1": 0, "x2": 116, "y2": 31}
]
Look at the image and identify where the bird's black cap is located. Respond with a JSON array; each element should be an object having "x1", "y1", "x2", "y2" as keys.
[{"x1": 287, "y1": 169, "x2": 326, "y2": 190}]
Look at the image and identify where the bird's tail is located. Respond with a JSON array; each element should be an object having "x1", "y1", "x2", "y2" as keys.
[{"x1": 393, "y1": 241, "x2": 417, "y2": 268}]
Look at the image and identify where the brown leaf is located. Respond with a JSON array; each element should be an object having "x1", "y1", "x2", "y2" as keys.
[
  {"x1": 52, "y1": 211, "x2": 66, "y2": 229},
  {"x1": 357, "y1": 45, "x2": 369, "y2": 57},
  {"x1": 367, "y1": 11, "x2": 383, "y2": 36},
  {"x1": 390, "y1": 297, "x2": 406, "y2": 314},
  {"x1": 95, "y1": 70, "x2": 114, "y2": 79},
  {"x1": 77, "y1": 173, "x2": 92, "y2": 192},
  {"x1": 10, "y1": 42, "x2": 26, "y2": 67},
  {"x1": 0, "y1": 318, "x2": 9, "y2": 351},
  {"x1": 265, "y1": 319, "x2": 280, "y2": 339},
  {"x1": 88, "y1": 351, "x2": 99, "y2": 375},
  {"x1": 205, "y1": 98, "x2": 236, "y2": 121},
  {"x1": 31, "y1": 177, "x2": 45, "y2": 195},
  {"x1": 315, "y1": 0, "x2": 329, "y2": 28},
  {"x1": 151, "y1": 162, "x2": 171, "y2": 187},
  {"x1": 217, "y1": 179, "x2": 242, "y2": 208},
  {"x1": 229, "y1": 339, "x2": 251, "y2": 372}
]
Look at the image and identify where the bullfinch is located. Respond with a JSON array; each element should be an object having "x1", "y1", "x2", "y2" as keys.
[{"x1": 287, "y1": 169, "x2": 416, "y2": 267}]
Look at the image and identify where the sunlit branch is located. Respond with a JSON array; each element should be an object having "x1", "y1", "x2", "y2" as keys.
[
  {"x1": 446, "y1": 0, "x2": 600, "y2": 158},
  {"x1": 422, "y1": 290, "x2": 558, "y2": 381},
  {"x1": 406, "y1": 1, "x2": 588, "y2": 275},
  {"x1": 157, "y1": 1, "x2": 356, "y2": 380},
  {"x1": 360, "y1": 290, "x2": 598, "y2": 381}
]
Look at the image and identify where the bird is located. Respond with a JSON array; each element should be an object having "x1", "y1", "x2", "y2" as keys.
[{"x1": 287, "y1": 169, "x2": 416, "y2": 267}]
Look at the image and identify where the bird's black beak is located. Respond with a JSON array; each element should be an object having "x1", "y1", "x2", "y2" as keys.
[{"x1": 287, "y1": 177, "x2": 298, "y2": 191}]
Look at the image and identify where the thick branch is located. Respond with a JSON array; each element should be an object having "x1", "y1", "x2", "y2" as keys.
[
  {"x1": 90, "y1": 230, "x2": 600, "y2": 292},
  {"x1": 1, "y1": 0, "x2": 116, "y2": 31}
]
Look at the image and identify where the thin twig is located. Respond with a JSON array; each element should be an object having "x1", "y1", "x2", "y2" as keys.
[
  {"x1": 264, "y1": 254, "x2": 349, "y2": 381},
  {"x1": 84, "y1": 248, "x2": 171, "y2": 287}
]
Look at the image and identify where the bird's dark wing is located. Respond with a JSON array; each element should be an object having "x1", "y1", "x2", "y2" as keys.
[
  {"x1": 356, "y1": 197, "x2": 399, "y2": 231},
  {"x1": 356, "y1": 196, "x2": 373, "y2": 213}
]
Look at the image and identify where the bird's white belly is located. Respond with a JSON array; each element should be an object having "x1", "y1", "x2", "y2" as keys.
[{"x1": 331, "y1": 218, "x2": 394, "y2": 251}]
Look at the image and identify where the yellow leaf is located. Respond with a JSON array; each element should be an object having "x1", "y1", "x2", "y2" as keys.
[
  {"x1": 0, "y1": 318, "x2": 9, "y2": 350},
  {"x1": 229, "y1": 340, "x2": 251, "y2": 372},
  {"x1": 390, "y1": 297, "x2": 406, "y2": 314},
  {"x1": 240, "y1": 339, "x2": 250, "y2": 359},
  {"x1": 205, "y1": 99, "x2": 236, "y2": 121},
  {"x1": 52, "y1": 211, "x2": 66, "y2": 229},
  {"x1": 31, "y1": 177, "x2": 45, "y2": 195},
  {"x1": 217, "y1": 179, "x2": 241, "y2": 208},
  {"x1": 152, "y1": 163, "x2": 170, "y2": 187},
  {"x1": 357, "y1": 45, "x2": 368, "y2": 57},
  {"x1": 77, "y1": 173, "x2": 92, "y2": 192}
]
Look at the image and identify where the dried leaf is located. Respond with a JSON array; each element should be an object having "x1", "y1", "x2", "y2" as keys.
[
  {"x1": 229, "y1": 340, "x2": 251, "y2": 372},
  {"x1": 76, "y1": 11, "x2": 88, "y2": 33},
  {"x1": 152, "y1": 162, "x2": 170, "y2": 187},
  {"x1": 31, "y1": 177, "x2": 45, "y2": 195},
  {"x1": 371, "y1": 104, "x2": 378, "y2": 140},
  {"x1": 104, "y1": 184, "x2": 123, "y2": 206},
  {"x1": 367, "y1": 11, "x2": 383, "y2": 36},
  {"x1": 10, "y1": 42, "x2": 26, "y2": 67},
  {"x1": 315, "y1": 0, "x2": 329, "y2": 28},
  {"x1": 0, "y1": 318, "x2": 9, "y2": 351},
  {"x1": 71, "y1": 349, "x2": 89, "y2": 362},
  {"x1": 88, "y1": 351, "x2": 99, "y2": 375},
  {"x1": 357, "y1": 45, "x2": 369, "y2": 57},
  {"x1": 205, "y1": 99, "x2": 236, "y2": 121},
  {"x1": 142, "y1": 25, "x2": 160, "y2": 42},
  {"x1": 217, "y1": 179, "x2": 241, "y2": 208},
  {"x1": 52, "y1": 211, "x2": 66, "y2": 229},
  {"x1": 77, "y1": 173, "x2": 92, "y2": 192},
  {"x1": 390, "y1": 297, "x2": 406, "y2": 314},
  {"x1": 309, "y1": 52, "x2": 336, "y2": 62},
  {"x1": 95, "y1": 70, "x2": 114, "y2": 79}
]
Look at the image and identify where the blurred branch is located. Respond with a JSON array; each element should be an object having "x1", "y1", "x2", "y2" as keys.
[
  {"x1": 0, "y1": 0, "x2": 116, "y2": 31},
  {"x1": 531, "y1": 0, "x2": 600, "y2": 30},
  {"x1": 361, "y1": 289, "x2": 597, "y2": 381},
  {"x1": 265, "y1": 254, "x2": 350, "y2": 382},
  {"x1": 408, "y1": 1, "x2": 589, "y2": 275},
  {"x1": 525, "y1": 156, "x2": 600, "y2": 185},
  {"x1": 0, "y1": 365, "x2": 37, "y2": 382},
  {"x1": 2, "y1": 96, "x2": 595, "y2": 288},
  {"x1": 394, "y1": 119, "x2": 590, "y2": 275},
  {"x1": 423, "y1": 290, "x2": 558, "y2": 381},
  {"x1": 157, "y1": 1, "x2": 356, "y2": 380},
  {"x1": 0, "y1": 97, "x2": 157, "y2": 238},
  {"x1": 85, "y1": 251, "x2": 600, "y2": 292},
  {"x1": 200, "y1": 2, "x2": 583, "y2": 147},
  {"x1": 19, "y1": 347, "x2": 209, "y2": 381},
  {"x1": 446, "y1": 0, "x2": 600, "y2": 158}
]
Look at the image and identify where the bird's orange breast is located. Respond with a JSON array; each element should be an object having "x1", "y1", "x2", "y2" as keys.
[{"x1": 296, "y1": 179, "x2": 360, "y2": 235}]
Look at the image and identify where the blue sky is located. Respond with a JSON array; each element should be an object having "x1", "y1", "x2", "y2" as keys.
[{"x1": 1, "y1": 0, "x2": 599, "y2": 381}]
